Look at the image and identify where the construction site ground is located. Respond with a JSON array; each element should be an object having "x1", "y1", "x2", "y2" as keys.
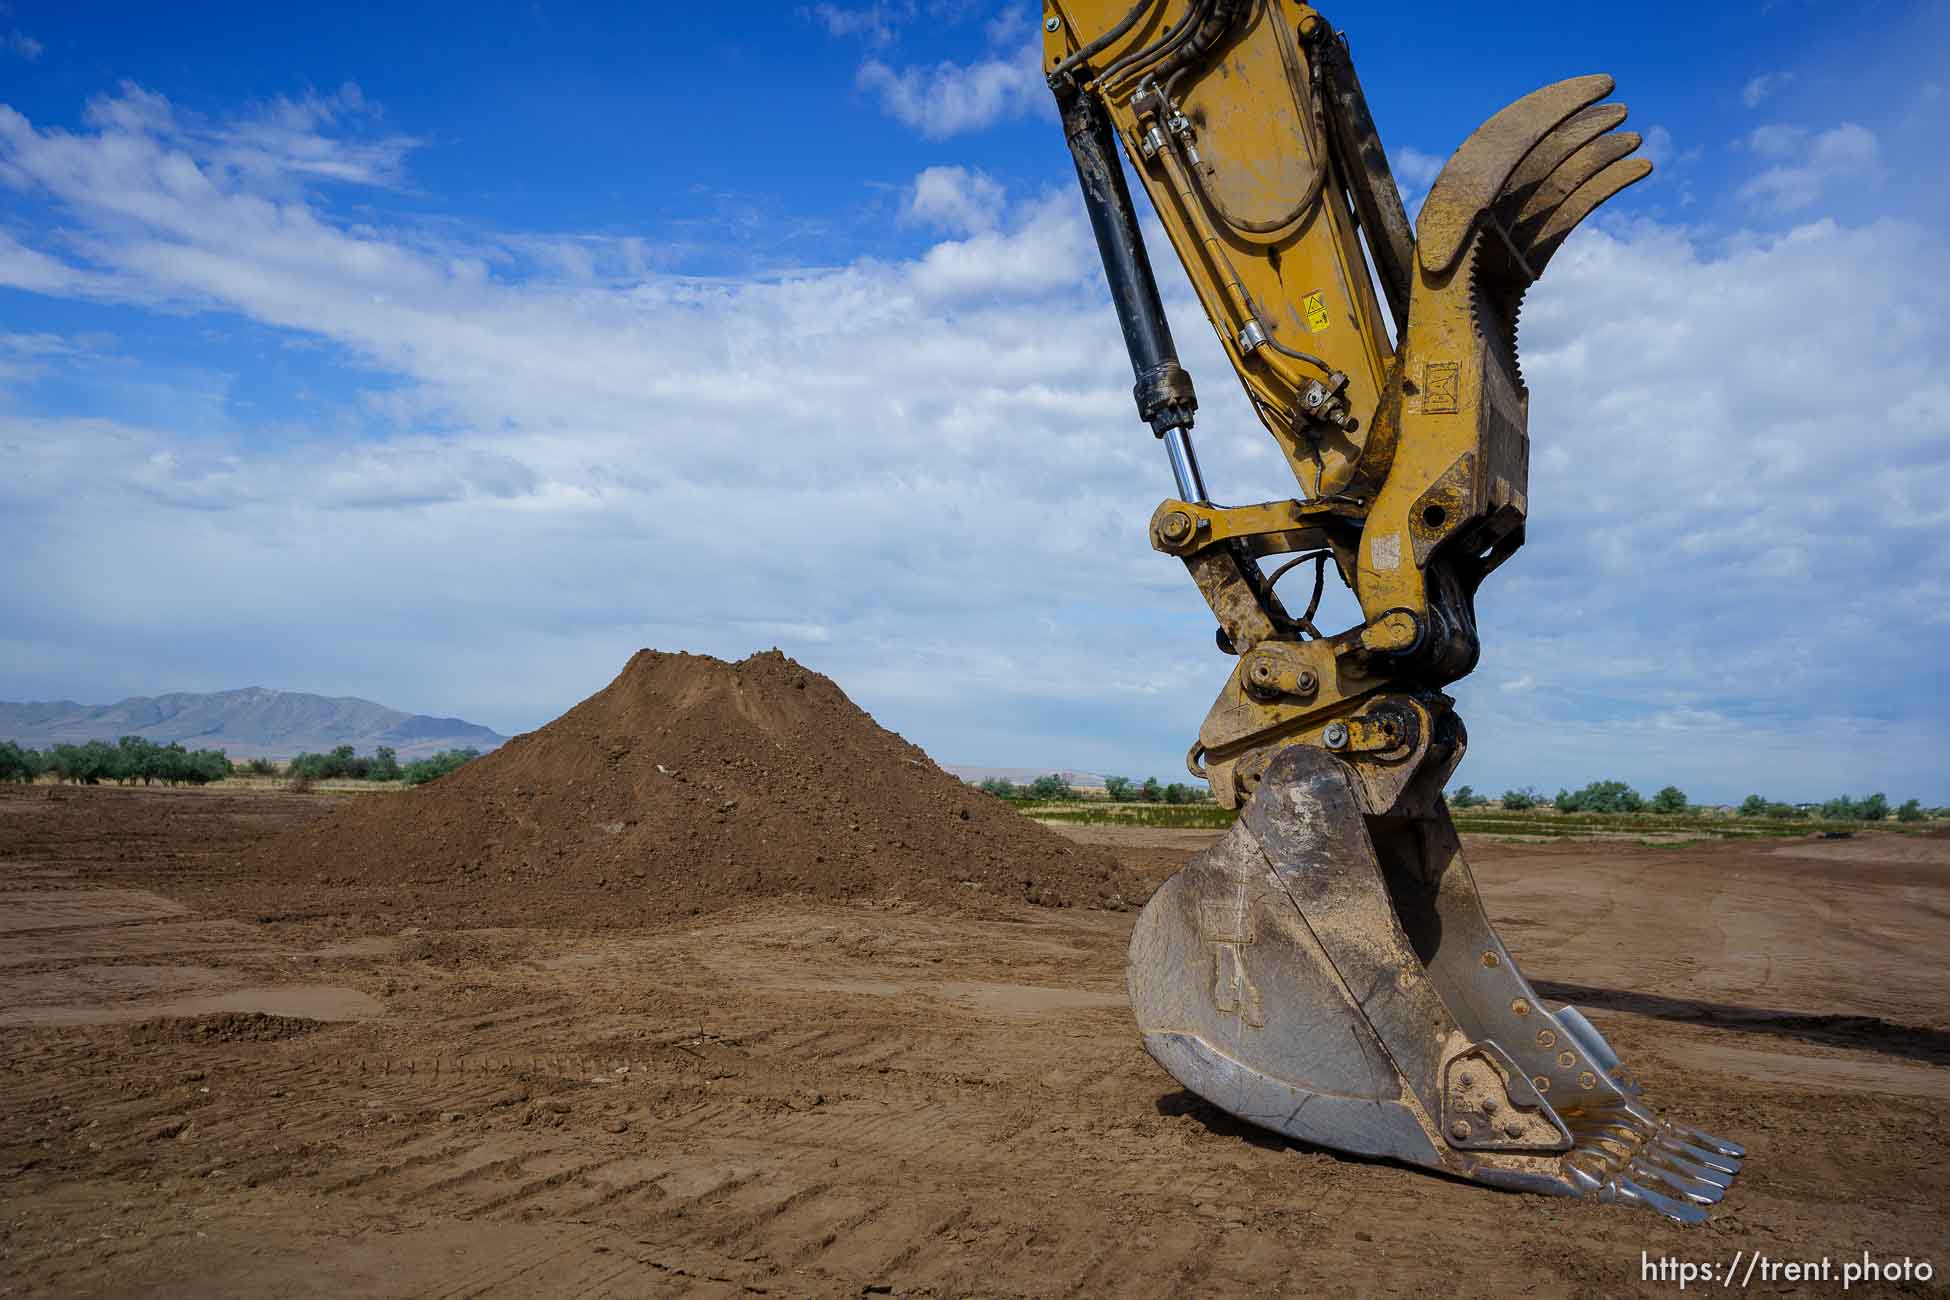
[{"x1": 2, "y1": 786, "x2": 1945, "y2": 1298}]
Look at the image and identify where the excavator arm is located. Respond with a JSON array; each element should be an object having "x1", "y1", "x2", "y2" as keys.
[{"x1": 1046, "y1": 1, "x2": 1742, "y2": 1222}]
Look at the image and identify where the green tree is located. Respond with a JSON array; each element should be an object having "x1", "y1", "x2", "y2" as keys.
[
  {"x1": 1764, "y1": 802, "x2": 1798, "y2": 819},
  {"x1": 1163, "y1": 782, "x2": 1196, "y2": 804},
  {"x1": 1103, "y1": 775, "x2": 1135, "y2": 802},
  {"x1": 0, "y1": 741, "x2": 43, "y2": 783},
  {"x1": 1555, "y1": 780, "x2": 1644, "y2": 814},
  {"x1": 1738, "y1": 794, "x2": 1767, "y2": 816},
  {"x1": 1450, "y1": 785, "x2": 1484, "y2": 808},
  {"x1": 1500, "y1": 787, "x2": 1538, "y2": 811},
  {"x1": 977, "y1": 777, "x2": 1018, "y2": 800},
  {"x1": 1139, "y1": 777, "x2": 1163, "y2": 803},
  {"x1": 1897, "y1": 798, "x2": 1924, "y2": 823},
  {"x1": 1652, "y1": 785, "x2": 1688, "y2": 814},
  {"x1": 1027, "y1": 773, "x2": 1074, "y2": 801},
  {"x1": 1858, "y1": 792, "x2": 1889, "y2": 822},
  {"x1": 1821, "y1": 794, "x2": 1857, "y2": 820},
  {"x1": 369, "y1": 746, "x2": 402, "y2": 782}
]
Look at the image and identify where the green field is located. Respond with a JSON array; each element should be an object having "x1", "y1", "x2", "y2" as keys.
[{"x1": 1022, "y1": 800, "x2": 1942, "y2": 840}]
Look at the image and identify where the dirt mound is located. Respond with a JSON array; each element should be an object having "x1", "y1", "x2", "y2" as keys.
[{"x1": 249, "y1": 650, "x2": 1142, "y2": 925}]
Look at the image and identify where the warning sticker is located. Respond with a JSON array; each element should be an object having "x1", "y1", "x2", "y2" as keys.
[{"x1": 1302, "y1": 290, "x2": 1330, "y2": 333}]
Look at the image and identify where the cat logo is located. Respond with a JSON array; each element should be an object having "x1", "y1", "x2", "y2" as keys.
[{"x1": 1425, "y1": 360, "x2": 1461, "y2": 414}]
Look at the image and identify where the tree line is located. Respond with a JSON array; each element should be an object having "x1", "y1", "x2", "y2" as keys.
[
  {"x1": 285, "y1": 744, "x2": 480, "y2": 786},
  {"x1": 1448, "y1": 779, "x2": 1937, "y2": 821},
  {"x1": 975, "y1": 774, "x2": 1212, "y2": 804},
  {"x1": 0, "y1": 738, "x2": 483, "y2": 788},
  {"x1": 0, "y1": 737, "x2": 232, "y2": 786}
]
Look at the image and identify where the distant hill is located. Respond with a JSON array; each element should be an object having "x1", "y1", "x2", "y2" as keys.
[{"x1": 0, "y1": 688, "x2": 508, "y2": 760}]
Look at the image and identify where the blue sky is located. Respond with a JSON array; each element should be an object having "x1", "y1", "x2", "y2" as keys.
[{"x1": 1, "y1": 1, "x2": 1945, "y2": 802}]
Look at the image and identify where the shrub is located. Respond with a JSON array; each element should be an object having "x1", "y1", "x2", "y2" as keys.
[
  {"x1": 401, "y1": 748, "x2": 481, "y2": 786},
  {"x1": 977, "y1": 777, "x2": 1019, "y2": 800},
  {"x1": 1651, "y1": 785, "x2": 1688, "y2": 814},
  {"x1": 1897, "y1": 798, "x2": 1924, "y2": 823},
  {"x1": 1738, "y1": 794, "x2": 1767, "y2": 816},
  {"x1": 1103, "y1": 775, "x2": 1135, "y2": 801},
  {"x1": 1450, "y1": 785, "x2": 1485, "y2": 809},
  {"x1": 1500, "y1": 787, "x2": 1538, "y2": 811}
]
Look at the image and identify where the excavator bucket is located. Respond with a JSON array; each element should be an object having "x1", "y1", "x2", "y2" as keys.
[{"x1": 1129, "y1": 743, "x2": 1744, "y2": 1223}]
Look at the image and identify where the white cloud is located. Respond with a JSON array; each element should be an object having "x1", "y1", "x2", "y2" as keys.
[
  {"x1": 1741, "y1": 72, "x2": 1792, "y2": 108},
  {"x1": 807, "y1": 2, "x2": 912, "y2": 43},
  {"x1": 858, "y1": 55, "x2": 1044, "y2": 136},
  {"x1": 1737, "y1": 122, "x2": 1877, "y2": 212},
  {"x1": 0, "y1": 83, "x2": 1945, "y2": 802},
  {"x1": 1639, "y1": 124, "x2": 1674, "y2": 168},
  {"x1": 1392, "y1": 146, "x2": 1444, "y2": 191},
  {"x1": 854, "y1": 10, "x2": 1046, "y2": 138},
  {"x1": 901, "y1": 164, "x2": 1007, "y2": 235}
]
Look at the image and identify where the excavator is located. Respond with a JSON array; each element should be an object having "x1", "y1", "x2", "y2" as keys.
[{"x1": 1043, "y1": 1, "x2": 1743, "y2": 1222}]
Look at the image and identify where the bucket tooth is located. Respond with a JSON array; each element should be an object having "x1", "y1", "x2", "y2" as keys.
[
  {"x1": 1126, "y1": 733, "x2": 1744, "y2": 1225},
  {"x1": 1517, "y1": 157, "x2": 1653, "y2": 271},
  {"x1": 1417, "y1": 74, "x2": 1616, "y2": 275},
  {"x1": 1511, "y1": 130, "x2": 1643, "y2": 235},
  {"x1": 1497, "y1": 104, "x2": 1629, "y2": 212}
]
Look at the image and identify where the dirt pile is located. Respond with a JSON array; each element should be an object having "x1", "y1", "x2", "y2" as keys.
[{"x1": 250, "y1": 650, "x2": 1142, "y2": 923}]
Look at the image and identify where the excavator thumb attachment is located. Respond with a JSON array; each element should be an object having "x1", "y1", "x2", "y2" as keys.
[{"x1": 1128, "y1": 707, "x2": 1743, "y2": 1223}]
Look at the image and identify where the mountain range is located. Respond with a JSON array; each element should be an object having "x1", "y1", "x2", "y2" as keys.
[{"x1": 0, "y1": 688, "x2": 509, "y2": 760}]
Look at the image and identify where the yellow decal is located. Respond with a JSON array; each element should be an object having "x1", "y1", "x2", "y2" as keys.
[{"x1": 1302, "y1": 290, "x2": 1330, "y2": 334}]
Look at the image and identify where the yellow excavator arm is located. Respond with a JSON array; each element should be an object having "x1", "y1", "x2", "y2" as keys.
[
  {"x1": 1047, "y1": 0, "x2": 1650, "y2": 807},
  {"x1": 1046, "y1": 1, "x2": 1742, "y2": 1223}
]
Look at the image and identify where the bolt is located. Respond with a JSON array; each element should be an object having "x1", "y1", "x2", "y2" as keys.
[
  {"x1": 1449, "y1": 1120, "x2": 1470, "y2": 1141},
  {"x1": 1533, "y1": 1075, "x2": 1551, "y2": 1093},
  {"x1": 1579, "y1": 1071, "x2": 1598, "y2": 1090},
  {"x1": 1482, "y1": 1097, "x2": 1499, "y2": 1114},
  {"x1": 1295, "y1": 669, "x2": 1318, "y2": 693},
  {"x1": 1480, "y1": 950, "x2": 1500, "y2": 968},
  {"x1": 1556, "y1": 1051, "x2": 1576, "y2": 1070},
  {"x1": 1045, "y1": 15, "x2": 1061, "y2": 32},
  {"x1": 1503, "y1": 1120, "x2": 1524, "y2": 1138},
  {"x1": 1457, "y1": 1072, "x2": 1473, "y2": 1088},
  {"x1": 1322, "y1": 722, "x2": 1349, "y2": 750},
  {"x1": 1250, "y1": 660, "x2": 1276, "y2": 683},
  {"x1": 1159, "y1": 511, "x2": 1192, "y2": 542},
  {"x1": 1536, "y1": 1029, "x2": 1556, "y2": 1048},
  {"x1": 1511, "y1": 998, "x2": 1530, "y2": 1016}
]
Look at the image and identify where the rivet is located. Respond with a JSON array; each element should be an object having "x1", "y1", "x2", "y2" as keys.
[
  {"x1": 1556, "y1": 1051, "x2": 1576, "y2": 1069},
  {"x1": 1457, "y1": 1072, "x2": 1474, "y2": 1088},
  {"x1": 1450, "y1": 1119, "x2": 1470, "y2": 1140},
  {"x1": 1533, "y1": 1075, "x2": 1551, "y2": 1093},
  {"x1": 1503, "y1": 1120, "x2": 1524, "y2": 1138},
  {"x1": 1511, "y1": 998, "x2": 1530, "y2": 1016},
  {"x1": 1536, "y1": 1029, "x2": 1556, "y2": 1048},
  {"x1": 1481, "y1": 951, "x2": 1500, "y2": 968},
  {"x1": 1580, "y1": 1071, "x2": 1597, "y2": 1090},
  {"x1": 1482, "y1": 1097, "x2": 1500, "y2": 1114}
]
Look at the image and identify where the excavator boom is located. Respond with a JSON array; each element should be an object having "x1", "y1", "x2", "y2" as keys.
[{"x1": 1044, "y1": 0, "x2": 1741, "y2": 1222}]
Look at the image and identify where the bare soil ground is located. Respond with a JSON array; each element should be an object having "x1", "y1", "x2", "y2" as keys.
[{"x1": 2, "y1": 786, "x2": 1946, "y2": 1298}]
